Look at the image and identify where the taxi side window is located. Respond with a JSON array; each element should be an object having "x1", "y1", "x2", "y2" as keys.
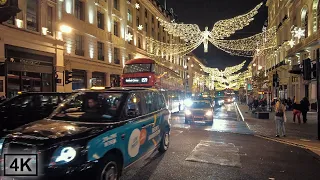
[
  {"x1": 126, "y1": 93, "x2": 142, "y2": 118},
  {"x1": 143, "y1": 91, "x2": 157, "y2": 113},
  {"x1": 157, "y1": 92, "x2": 166, "y2": 109},
  {"x1": 10, "y1": 95, "x2": 33, "y2": 107}
]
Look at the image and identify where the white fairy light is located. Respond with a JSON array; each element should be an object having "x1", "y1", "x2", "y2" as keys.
[
  {"x1": 294, "y1": 27, "x2": 305, "y2": 39},
  {"x1": 288, "y1": 39, "x2": 295, "y2": 48},
  {"x1": 138, "y1": 25, "x2": 143, "y2": 30},
  {"x1": 125, "y1": 32, "x2": 133, "y2": 42},
  {"x1": 135, "y1": 3, "x2": 140, "y2": 9}
]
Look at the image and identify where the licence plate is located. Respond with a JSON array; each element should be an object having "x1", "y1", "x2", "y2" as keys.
[{"x1": 194, "y1": 116, "x2": 203, "y2": 119}]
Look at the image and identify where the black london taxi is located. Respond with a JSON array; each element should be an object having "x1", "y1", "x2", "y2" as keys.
[
  {"x1": 0, "y1": 87, "x2": 171, "y2": 180},
  {"x1": 0, "y1": 92, "x2": 71, "y2": 136}
]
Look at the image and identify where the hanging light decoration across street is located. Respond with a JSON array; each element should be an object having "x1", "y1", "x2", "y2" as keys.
[{"x1": 146, "y1": 2, "x2": 275, "y2": 58}]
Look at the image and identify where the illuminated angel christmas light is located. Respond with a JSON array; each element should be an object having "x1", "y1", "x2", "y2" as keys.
[{"x1": 148, "y1": 3, "x2": 276, "y2": 58}]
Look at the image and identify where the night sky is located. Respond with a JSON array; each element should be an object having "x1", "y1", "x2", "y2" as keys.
[{"x1": 160, "y1": 0, "x2": 268, "y2": 71}]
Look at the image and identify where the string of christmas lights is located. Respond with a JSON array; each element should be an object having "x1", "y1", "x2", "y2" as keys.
[{"x1": 211, "y1": 27, "x2": 277, "y2": 57}]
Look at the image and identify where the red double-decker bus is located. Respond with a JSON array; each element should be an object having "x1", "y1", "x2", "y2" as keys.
[{"x1": 121, "y1": 58, "x2": 185, "y2": 113}]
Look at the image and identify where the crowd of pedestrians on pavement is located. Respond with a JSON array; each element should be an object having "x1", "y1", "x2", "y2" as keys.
[{"x1": 244, "y1": 95, "x2": 311, "y2": 138}]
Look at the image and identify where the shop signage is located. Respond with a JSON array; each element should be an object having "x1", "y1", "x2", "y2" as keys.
[
  {"x1": 124, "y1": 77, "x2": 149, "y2": 84},
  {"x1": 20, "y1": 59, "x2": 41, "y2": 66}
]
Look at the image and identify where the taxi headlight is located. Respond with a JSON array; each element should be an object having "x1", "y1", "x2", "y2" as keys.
[
  {"x1": 50, "y1": 146, "x2": 77, "y2": 165},
  {"x1": 185, "y1": 109, "x2": 192, "y2": 115},
  {"x1": 205, "y1": 111, "x2": 213, "y2": 116}
]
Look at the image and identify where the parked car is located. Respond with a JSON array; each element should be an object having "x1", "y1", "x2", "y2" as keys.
[
  {"x1": 185, "y1": 100, "x2": 214, "y2": 124},
  {"x1": 0, "y1": 87, "x2": 171, "y2": 179},
  {"x1": 0, "y1": 92, "x2": 72, "y2": 136}
]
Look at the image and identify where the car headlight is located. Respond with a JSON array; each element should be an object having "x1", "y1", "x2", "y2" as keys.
[
  {"x1": 50, "y1": 146, "x2": 77, "y2": 165},
  {"x1": 205, "y1": 111, "x2": 213, "y2": 116},
  {"x1": 228, "y1": 99, "x2": 231, "y2": 102},
  {"x1": 184, "y1": 99, "x2": 193, "y2": 107},
  {"x1": 185, "y1": 109, "x2": 192, "y2": 115}
]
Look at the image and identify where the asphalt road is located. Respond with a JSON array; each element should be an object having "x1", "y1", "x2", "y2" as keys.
[{"x1": 121, "y1": 103, "x2": 320, "y2": 180}]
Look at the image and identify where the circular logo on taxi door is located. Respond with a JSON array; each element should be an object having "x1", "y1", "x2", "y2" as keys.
[
  {"x1": 139, "y1": 129, "x2": 147, "y2": 145},
  {"x1": 128, "y1": 129, "x2": 141, "y2": 157}
]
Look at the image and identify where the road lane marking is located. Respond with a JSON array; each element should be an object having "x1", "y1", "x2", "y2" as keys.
[
  {"x1": 255, "y1": 134, "x2": 320, "y2": 151},
  {"x1": 234, "y1": 103, "x2": 244, "y2": 121}
]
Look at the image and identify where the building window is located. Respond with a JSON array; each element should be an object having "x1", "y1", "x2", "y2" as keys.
[
  {"x1": 158, "y1": 21, "x2": 160, "y2": 28},
  {"x1": 114, "y1": 0, "x2": 119, "y2": 10},
  {"x1": 114, "y1": 20, "x2": 119, "y2": 36},
  {"x1": 26, "y1": 0, "x2": 38, "y2": 31},
  {"x1": 97, "y1": 42, "x2": 104, "y2": 61},
  {"x1": 114, "y1": 48, "x2": 120, "y2": 64},
  {"x1": 97, "y1": 11, "x2": 104, "y2": 29},
  {"x1": 158, "y1": 32, "x2": 160, "y2": 41},
  {"x1": 127, "y1": 9, "x2": 132, "y2": 23},
  {"x1": 128, "y1": 29, "x2": 133, "y2": 45},
  {"x1": 75, "y1": 0, "x2": 84, "y2": 21},
  {"x1": 152, "y1": 15, "x2": 154, "y2": 23},
  {"x1": 92, "y1": 72, "x2": 105, "y2": 87},
  {"x1": 138, "y1": 37, "x2": 141, "y2": 48},
  {"x1": 145, "y1": 23, "x2": 148, "y2": 32},
  {"x1": 72, "y1": 69, "x2": 87, "y2": 90},
  {"x1": 75, "y1": 34, "x2": 84, "y2": 56},
  {"x1": 136, "y1": 16, "x2": 140, "y2": 26},
  {"x1": 145, "y1": 9, "x2": 148, "y2": 18},
  {"x1": 152, "y1": 28, "x2": 154, "y2": 37},
  {"x1": 47, "y1": 6, "x2": 53, "y2": 35},
  {"x1": 301, "y1": 8, "x2": 308, "y2": 38}
]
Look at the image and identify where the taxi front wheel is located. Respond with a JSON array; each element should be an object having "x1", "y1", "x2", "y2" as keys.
[
  {"x1": 158, "y1": 130, "x2": 170, "y2": 153},
  {"x1": 97, "y1": 155, "x2": 121, "y2": 180}
]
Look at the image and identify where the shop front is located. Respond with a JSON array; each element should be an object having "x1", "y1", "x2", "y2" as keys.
[
  {"x1": 92, "y1": 72, "x2": 105, "y2": 87},
  {"x1": 110, "y1": 74, "x2": 120, "y2": 87},
  {"x1": 4, "y1": 45, "x2": 54, "y2": 98},
  {"x1": 72, "y1": 69, "x2": 87, "y2": 90}
]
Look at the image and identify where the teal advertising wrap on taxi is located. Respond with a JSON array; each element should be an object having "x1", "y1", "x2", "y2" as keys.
[{"x1": 87, "y1": 111, "x2": 166, "y2": 167}]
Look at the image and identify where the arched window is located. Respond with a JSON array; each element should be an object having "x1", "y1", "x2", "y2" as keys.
[{"x1": 301, "y1": 7, "x2": 309, "y2": 37}]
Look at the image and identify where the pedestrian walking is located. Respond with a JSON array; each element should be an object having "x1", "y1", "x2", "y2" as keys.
[
  {"x1": 292, "y1": 99, "x2": 301, "y2": 124},
  {"x1": 300, "y1": 97, "x2": 310, "y2": 123},
  {"x1": 275, "y1": 100, "x2": 286, "y2": 137}
]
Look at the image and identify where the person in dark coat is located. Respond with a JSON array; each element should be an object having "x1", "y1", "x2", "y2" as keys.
[{"x1": 300, "y1": 97, "x2": 310, "y2": 123}]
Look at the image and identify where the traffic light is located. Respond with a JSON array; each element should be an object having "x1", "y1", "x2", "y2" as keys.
[
  {"x1": 0, "y1": 0, "x2": 21, "y2": 23},
  {"x1": 65, "y1": 70, "x2": 73, "y2": 84},
  {"x1": 311, "y1": 62, "x2": 316, "y2": 79},
  {"x1": 303, "y1": 58, "x2": 311, "y2": 80}
]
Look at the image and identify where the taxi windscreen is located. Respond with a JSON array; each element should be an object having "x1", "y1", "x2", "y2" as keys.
[
  {"x1": 50, "y1": 92, "x2": 127, "y2": 122},
  {"x1": 191, "y1": 101, "x2": 211, "y2": 109}
]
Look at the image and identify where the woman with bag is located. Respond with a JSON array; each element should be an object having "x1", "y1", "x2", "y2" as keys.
[{"x1": 275, "y1": 100, "x2": 286, "y2": 137}]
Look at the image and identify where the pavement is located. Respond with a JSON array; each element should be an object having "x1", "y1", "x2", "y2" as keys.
[
  {"x1": 236, "y1": 103, "x2": 320, "y2": 156},
  {"x1": 121, "y1": 103, "x2": 320, "y2": 180}
]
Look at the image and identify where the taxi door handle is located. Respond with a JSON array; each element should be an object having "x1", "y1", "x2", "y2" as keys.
[{"x1": 121, "y1": 134, "x2": 125, "y2": 140}]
